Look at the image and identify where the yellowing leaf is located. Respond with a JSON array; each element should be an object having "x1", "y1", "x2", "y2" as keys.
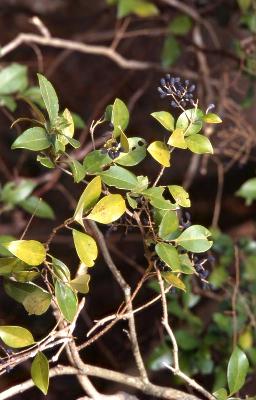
[
  {"x1": 151, "y1": 111, "x2": 174, "y2": 131},
  {"x1": 203, "y1": 113, "x2": 222, "y2": 124},
  {"x1": 168, "y1": 185, "x2": 191, "y2": 207},
  {"x1": 31, "y1": 352, "x2": 49, "y2": 395},
  {"x1": 87, "y1": 194, "x2": 126, "y2": 224},
  {"x1": 74, "y1": 176, "x2": 102, "y2": 226},
  {"x1": 0, "y1": 325, "x2": 34, "y2": 348},
  {"x1": 161, "y1": 272, "x2": 186, "y2": 291},
  {"x1": 70, "y1": 273, "x2": 90, "y2": 294},
  {"x1": 62, "y1": 108, "x2": 74, "y2": 138},
  {"x1": 147, "y1": 141, "x2": 170, "y2": 167},
  {"x1": 72, "y1": 230, "x2": 98, "y2": 267},
  {"x1": 167, "y1": 128, "x2": 187, "y2": 149},
  {"x1": 2, "y1": 240, "x2": 46, "y2": 266},
  {"x1": 120, "y1": 129, "x2": 129, "y2": 152}
]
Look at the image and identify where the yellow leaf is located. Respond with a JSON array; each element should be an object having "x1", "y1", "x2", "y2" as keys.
[
  {"x1": 70, "y1": 273, "x2": 90, "y2": 294},
  {"x1": 72, "y1": 230, "x2": 98, "y2": 267},
  {"x1": 147, "y1": 141, "x2": 170, "y2": 167},
  {"x1": 161, "y1": 272, "x2": 186, "y2": 291},
  {"x1": 87, "y1": 194, "x2": 126, "y2": 224},
  {"x1": 2, "y1": 240, "x2": 46, "y2": 266},
  {"x1": 167, "y1": 128, "x2": 187, "y2": 149},
  {"x1": 74, "y1": 176, "x2": 102, "y2": 226}
]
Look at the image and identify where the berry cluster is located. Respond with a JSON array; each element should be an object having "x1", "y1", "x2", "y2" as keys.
[
  {"x1": 101, "y1": 138, "x2": 123, "y2": 160},
  {"x1": 157, "y1": 75, "x2": 196, "y2": 108},
  {"x1": 194, "y1": 257, "x2": 209, "y2": 280}
]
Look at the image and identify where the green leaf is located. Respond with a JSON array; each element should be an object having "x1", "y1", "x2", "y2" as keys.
[
  {"x1": 126, "y1": 193, "x2": 138, "y2": 209},
  {"x1": 22, "y1": 86, "x2": 44, "y2": 108},
  {"x1": 155, "y1": 243, "x2": 181, "y2": 271},
  {"x1": 100, "y1": 165, "x2": 138, "y2": 190},
  {"x1": 116, "y1": 137, "x2": 147, "y2": 166},
  {"x1": 71, "y1": 112, "x2": 86, "y2": 129},
  {"x1": 161, "y1": 35, "x2": 181, "y2": 67},
  {"x1": 185, "y1": 134, "x2": 213, "y2": 154},
  {"x1": 237, "y1": 0, "x2": 251, "y2": 13},
  {"x1": 55, "y1": 280, "x2": 78, "y2": 322},
  {"x1": 227, "y1": 347, "x2": 249, "y2": 395},
  {"x1": 12, "y1": 127, "x2": 51, "y2": 151},
  {"x1": 0, "y1": 257, "x2": 27, "y2": 276},
  {"x1": 142, "y1": 187, "x2": 176, "y2": 210},
  {"x1": 52, "y1": 257, "x2": 71, "y2": 282},
  {"x1": 176, "y1": 108, "x2": 204, "y2": 136},
  {"x1": 168, "y1": 185, "x2": 191, "y2": 207},
  {"x1": 1, "y1": 180, "x2": 36, "y2": 205},
  {"x1": 178, "y1": 253, "x2": 195, "y2": 274},
  {"x1": 117, "y1": 0, "x2": 158, "y2": 18},
  {"x1": 236, "y1": 177, "x2": 256, "y2": 205},
  {"x1": 104, "y1": 104, "x2": 113, "y2": 121},
  {"x1": 147, "y1": 141, "x2": 170, "y2": 167},
  {"x1": 72, "y1": 230, "x2": 98, "y2": 267},
  {"x1": 111, "y1": 98, "x2": 129, "y2": 137},
  {"x1": 37, "y1": 74, "x2": 59, "y2": 124},
  {"x1": 74, "y1": 176, "x2": 102, "y2": 226},
  {"x1": 203, "y1": 113, "x2": 222, "y2": 124},
  {"x1": 167, "y1": 128, "x2": 187, "y2": 149},
  {"x1": 31, "y1": 352, "x2": 49, "y2": 395},
  {"x1": 13, "y1": 270, "x2": 40, "y2": 283},
  {"x1": 176, "y1": 225, "x2": 213, "y2": 253},
  {"x1": 0, "y1": 95, "x2": 17, "y2": 111},
  {"x1": 0, "y1": 236, "x2": 16, "y2": 256},
  {"x1": 19, "y1": 196, "x2": 55, "y2": 219},
  {"x1": 2, "y1": 240, "x2": 46, "y2": 266},
  {"x1": 120, "y1": 130, "x2": 129, "y2": 152},
  {"x1": 70, "y1": 160, "x2": 86, "y2": 183},
  {"x1": 83, "y1": 150, "x2": 111, "y2": 174},
  {"x1": 175, "y1": 329, "x2": 199, "y2": 350},
  {"x1": 169, "y1": 15, "x2": 192, "y2": 36},
  {"x1": 161, "y1": 272, "x2": 186, "y2": 291},
  {"x1": 87, "y1": 194, "x2": 126, "y2": 224},
  {"x1": 151, "y1": 111, "x2": 174, "y2": 131},
  {"x1": 4, "y1": 280, "x2": 51, "y2": 315},
  {"x1": 37, "y1": 155, "x2": 55, "y2": 169},
  {"x1": 213, "y1": 388, "x2": 228, "y2": 400},
  {"x1": 0, "y1": 64, "x2": 28, "y2": 94},
  {"x1": 70, "y1": 273, "x2": 90, "y2": 294},
  {"x1": 0, "y1": 325, "x2": 34, "y2": 348},
  {"x1": 158, "y1": 211, "x2": 179, "y2": 239}
]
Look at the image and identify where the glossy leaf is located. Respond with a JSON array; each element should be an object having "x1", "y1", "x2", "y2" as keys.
[
  {"x1": 0, "y1": 325, "x2": 34, "y2": 348},
  {"x1": 2, "y1": 240, "x2": 46, "y2": 266},
  {"x1": 155, "y1": 243, "x2": 181, "y2": 271},
  {"x1": 11, "y1": 127, "x2": 51, "y2": 151},
  {"x1": 167, "y1": 128, "x2": 187, "y2": 149},
  {"x1": 158, "y1": 211, "x2": 179, "y2": 239},
  {"x1": 168, "y1": 185, "x2": 191, "y2": 207},
  {"x1": 227, "y1": 347, "x2": 249, "y2": 395},
  {"x1": 4, "y1": 280, "x2": 51, "y2": 315},
  {"x1": 111, "y1": 98, "x2": 129, "y2": 137},
  {"x1": 19, "y1": 196, "x2": 55, "y2": 219},
  {"x1": 31, "y1": 352, "x2": 49, "y2": 395},
  {"x1": 161, "y1": 35, "x2": 181, "y2": 67},
  {"x1": 74, "y1": 176, "x2": 102, "y2": 226},
  {"x1": 72, "y1": 229, "x2": 98, "y2": 267},
  {"x1": 87, "y1": 194, "x2": 126, "y2": 224},
  {"x1": 37, "y1": 155, "x2": 55, "y2": 169},
  {"x1": 52, "y1": 257, "x2": 71, "y2": 282},
  {"x1": 151, "y1": 111, "x2": 174, "y2": 131},
  {"x1": 0, "y1": 257, "x2": 27, "y2": 276},
  {"x1": 70, "y1": 273, "x2": 90, "y2": 294},
  {"x1": 83, "y1": 150, "x2": 111, "y2": 174},
  {"x1": 100, "y1": 165, "x2": 138, "y2": 190},
  {"x1": 55, "y1": 280, "x2": 78, "y2": 322},
  {"x1": 70, "y1": 160, "x2": 86, "y2": 183},
  {"x1": 116, "y1": 137, "x2": 146, "y2": 166},
  {"x1": 236, "y1": 177, "x2": 256, "y2": 205},
  {"x1": 37, "y1": 74, "x2": 59, "y2": 124},
  {"x1": 185, "y1": 134, "x2": 213, "y2": 154},
  {"x1": 147, "y1": 141, "x2": 170, "y2": 167},
  {"x1": 176, "y1": 108, "x2": 204, "y2": 136},
  {"x1": 203, "y1": 113, "x2": 222, "y2": 124},
  {"x1": 213, "y1": 388, "x2": 228, "y2": 400},
  {"x1": 142, "y1": 187, "x2": 176, "y2": 210},
  {"x1": 161, "y1": 272, "x2": 186, "y2": 291},
  {"x1": 176, "y1": 225, "x2": 213, "y2": 253},
  {"x1": 0, "y1": 64, "x2": 28, "y2": 94}
]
